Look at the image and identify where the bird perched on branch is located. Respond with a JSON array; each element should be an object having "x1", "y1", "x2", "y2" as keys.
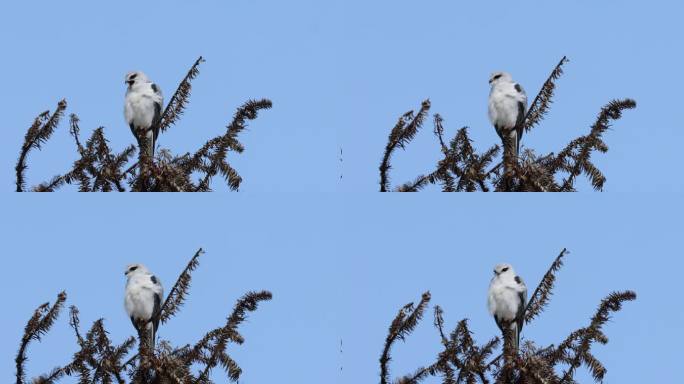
[
  {"x1": 488, "y1": 72, "x2": 527, "y2": 158},
  {"x1": 488, "y1": 263, "x2": 527, "y2": 352},
  {"x1": 124, "y1": 264, "x2": 163, "y2": 350},
  {"x1": 124, "y1": 71, "x2": 163, "y2": 157}
]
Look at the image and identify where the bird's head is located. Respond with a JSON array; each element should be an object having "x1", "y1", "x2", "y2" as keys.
[
  {"x1": 125, "y1": 71, "x2": 149, "y2": 87},
  {"x1": 125, "y1": 263, "x2": 149, "y2": 277},
  {"x1": 493, "y1": 263, "x2": 515, "y2": 277},
  {"x1": 488, "y1": 72, "x2": 512, "y2": 86}
]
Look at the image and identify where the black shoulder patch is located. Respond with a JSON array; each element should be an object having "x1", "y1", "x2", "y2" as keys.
[
  {"x1": 514, "y1": 83, "x2": 522, "y2": 93},
  {"x1": 514, "y1": 275, "x2": 522, "y2": 284},
  {"x1": 150, "y1": 275, "x2": 158, "y2": 284},
  {"x1": 151, "y1": 83, "x2": 159, "y2": 93}
]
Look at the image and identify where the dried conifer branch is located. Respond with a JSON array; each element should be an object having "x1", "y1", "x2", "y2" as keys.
[
  {"x1": 15, "y1": 100, "x2": 67, "y2": 192},
  {"x1": 159, "y1": 56, "x2": 204, "y2": 133},
  {"x1": 396, "y1": 126, "x2": 499, "y2": 192},
  {"x1": 558, "y1": 99, "x2": 637, "y2": 191},
  {"x1": 450, "y1": 320, "x2": 494, "y2": 384},
  {"x1": 380, "y1": 291, "x2": 431, "y2": 384},
  {"x1": 379, "y1": 100, "x2": 431, "y2": 192},
  {"x1": 32, "y1": 175, "x2": 69, "y2": 192},
  {"x1": 523, "y1": 56, "x2": 569, "y2": 133},
  {"x1": 159, "y1": 248, "x2": 204, "y2": 324},
  {"x1": 434, "y1": 306, "x2": 448, "y2": 346},
  {"x1": 433, "y1": 114, "x2": 449, "y2": 154},
  {"x1": 558, "y1": 291, "x2": 636, "y2": 383},
  {"x1": 31, "y1": 367, "x2": 68, "y2": 384},
  {"x1": 193, "y1": 290, "x2": 273, "y2": 382},
  {"x1": 524, "y1": 248, "x2": 568, "y2": 323},
  {"x1": 189, "y1": 98, "x2": 273, "y2": 191},
  {"x1": 15, "y1": 291, "x2": 67, "y2": 384}
]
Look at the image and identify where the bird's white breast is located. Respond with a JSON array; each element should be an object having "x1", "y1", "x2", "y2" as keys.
[
  {"x1": 124, "y1": 85, "x2": 160, "y2": 130},
  {"x1": 488, "y1": 85, "x2": 521, "y2": 130},
  {"x1": 489, "y1": 283, "x2": 521, "y2": 321},
  {"x1": 124, "y1": 275, "x2": 157, "y2": 321}
]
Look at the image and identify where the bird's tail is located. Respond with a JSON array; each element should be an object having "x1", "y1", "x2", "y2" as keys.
[
  {"x1": 146, "y1": 130, "x2": 155, "y2": 157},
  {"x1": 511, "y1": 322, "x2": 519, "y2": 352},
  {"x1": 146, "y1": 322, "x2": 156, "y2": 351},
  {"x1": 510, "y1": 129, "x2": 519, "y2": 159}
]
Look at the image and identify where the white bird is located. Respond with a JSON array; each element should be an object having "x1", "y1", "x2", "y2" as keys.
[
  {"x1": 488, "y1": 263, "x2": 527, "y2": 352},
  {"x1": 124, "y1": 71, "x2": 163, "y2": 157},
  {"x1": 124, "y1": 264, "x2": 163, "y2": 349},
  {"x1": 488, "y1": 72, "x2": 527, "y2": 158}
]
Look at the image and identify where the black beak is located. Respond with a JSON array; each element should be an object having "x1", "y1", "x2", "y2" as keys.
[{"x1": 126, "y1": 80, "x2": 134, "y2": 86}]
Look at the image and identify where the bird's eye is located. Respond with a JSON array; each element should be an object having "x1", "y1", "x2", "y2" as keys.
[
  {"x1": 130, "y1": 74, "x2": 138, "y2": 80},
  {"x1": 130, "y1": 266, "x2": 138, "y2": 272},
  {"x1": 494, "y1": 74, "x2": 502, "y2": 80},
  {"x1": 502, "y1": 267, "x2": 509, "y2": 272}
]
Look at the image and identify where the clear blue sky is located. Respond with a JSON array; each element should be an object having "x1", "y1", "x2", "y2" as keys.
[
  {"x1": 1, "y1": 195, "x2": 680, "y2": 383},
  {"x1": 2, "y1": 1, "x2": 682, "y2": 192}
]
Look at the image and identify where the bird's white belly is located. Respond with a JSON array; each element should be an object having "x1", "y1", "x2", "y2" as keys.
[
  {"x1": 489, "y1": 97, "x2": 518, "y2": 130},
  {"x1": 125, "y1": 288, "x2": 154, "y2": 321},
  {"x1": 492, "y1": 288, "x2": 519, "y2": 321},
  {"x1": 125, "y1": 96, "x2": 155, "y2": 130}
]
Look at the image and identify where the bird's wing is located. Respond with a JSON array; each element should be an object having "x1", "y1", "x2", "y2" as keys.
[
  {"x1": 513, "y1": 84, "x2": 526, "y2": 151},
  {"x1": 515, "y1": 275, "x2": 527, "y2": 332},
  {"x1": 152, "y1": 291, "x2": 162, "y2": 333},
  {"x1": 150, "y1": 275, "x2": 162, "y2": 333},
  {"x1": 150, "y1": 83, "x2": 163, "y2": 141}
]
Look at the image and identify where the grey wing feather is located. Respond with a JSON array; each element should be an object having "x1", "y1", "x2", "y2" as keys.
[
  {"x1": 515, "y1": 101, "x2": 525, "y2": 154},
  {"x1": 515, "y1": 276, "x2": 527, "y2": 335},
  {"x1": 152, "y1": 292, "x2": 162, "y2": 334},
  {"x1": 152, "y1": 102, "x2": 161, "y2": 137},
  {"x1": 516, "y1": 290, "x2": 526, "y2": 333},
  {"x1": 150, "y1": 83, "x2": 162, "y2": 150},
  {"x1": 513, "y1": 83, "x2": 526, "y2": 153}
]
